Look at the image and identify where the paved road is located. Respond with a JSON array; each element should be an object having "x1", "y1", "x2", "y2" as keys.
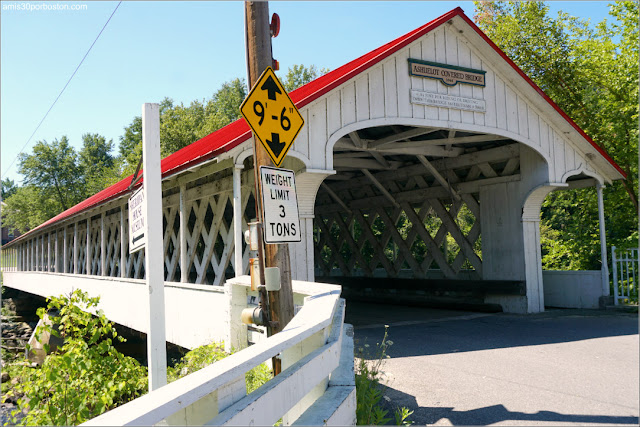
[{"x1": 346, "y1": 301, "x2": 639, "y2": 426}]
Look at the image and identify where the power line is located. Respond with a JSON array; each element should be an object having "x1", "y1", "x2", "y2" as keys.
[{"x1": 2, "y1": 1, "x2": 123, "y2": 180}]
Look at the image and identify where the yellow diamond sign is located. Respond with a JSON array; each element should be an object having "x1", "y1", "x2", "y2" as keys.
[{"x1": 240, "y1": 67, "x2": 304, "y2": 167}]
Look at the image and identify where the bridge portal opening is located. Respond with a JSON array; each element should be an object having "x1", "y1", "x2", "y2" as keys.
[{"x1": 313, "y1": 124, "x2": 525, "y2": 310}]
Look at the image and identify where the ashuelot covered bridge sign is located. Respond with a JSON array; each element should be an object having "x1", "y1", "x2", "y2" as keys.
[{"x1": 3, "y1": 8, "x2": 625, "y2": 341}]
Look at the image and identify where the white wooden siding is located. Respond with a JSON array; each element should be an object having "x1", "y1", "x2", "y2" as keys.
[{"x1": 285, "y1": 22, "x2": 607, "y2": 186}]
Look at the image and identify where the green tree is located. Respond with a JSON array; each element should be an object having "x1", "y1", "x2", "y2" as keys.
[
  {"x1": 1, "y1": 186, "x2": 59, "y2": 233},
  {"x1": 79, "y1": 133, "x2": 120, "y2": 197},
  {"x1": 1, "y1": 178, "x2": 17, "y2": 200},
  {"x1": 281, "y1": 64, "x2": 330, "y2": 92},
  {"x1": 474, "y1": 1, "x2": 638, "y2": 269},
  {"x1": 18, "y1": 137, "x2": 85, "y2": 212},
  {"x1": 202, "y1": 78, "x2": 248, "y2": 135}
]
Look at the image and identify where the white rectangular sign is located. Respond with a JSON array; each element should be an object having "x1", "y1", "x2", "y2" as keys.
[
  {"x1": 260, "y1": 166, "x2": 301, "y2": 244},
  {"x1": 410, "y1": 89, "x2": 486, "y2": 112},
  {"x1": 128, "y1": 185, "x2": 146, "y2": 253}
]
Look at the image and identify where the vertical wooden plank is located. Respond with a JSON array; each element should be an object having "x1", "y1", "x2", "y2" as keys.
[
  {"x1": 540, "y1": 120, "x2": 550, "y2": 158},
  {"x1": 54, "y1": 230, "x2": 59, "y2": 272},
  {"x1": 355, "y1": 74, "x2": 370, "y2": 122},
  {"x1": 292, "y1": 111, "x2": 309, "y2": 161},
  {"x1": 369, "y1": 65, "x2": 385, "y2": 119},
  {"x1": 395, "y1": 48, "x2": 412, "y2": 118},
  {"x1": 47, "y1": 232, "x2": 51, "y2": 272},
  {"x1": 421, "y1": 33, "x2": 439, "y2": 120},
  {"x1": 445, "y1": 26, "x2": 461, "y2": 123},
  {"x1": 494, "y1": 75, "x2": 507, "y2": 130},
  {"x1": 409, "y1": 43, "x2": 425, "y2": 119},
  {"x1": 36, "y1": 236, "x2": 39, "y2": 271},
  {"x1": 74, "y1": 222, "x2": 78, "y2": 274},
  {"x1": 142, "y1": 102, "x2": 168, "y2": 390},
  {"x1": 564, "y1": 143, "x2": 575, "y2": 172},
  {"x1": 63, "y1": 226, "x2": 68, "y2": 273},
  {"x1": 547, "y1": 123, "x2": 557, "y2": 182},
  {"x1": 309, "y1": 100, "x2": 328, "y2": 163},
  {"x1": 180, "y1": 184, "x2": 189, "y2": 281},
  {"x1": 528, "y1": 109, "x2": 540, "y2": 147},
  {"x1": 121, "y1": 205, "x2": 126, "y2": 278},
  {"x1": 86, "y1": 219, "x2": 91, "y2": 275},
  {"x1": 517, "y1": 96, "x2": 529, "y2": 139},
  {"x1": 482, "y1": 67, "x2": 496, "y2": 128},
  {"x1": 434, "y1": 27, "x2": 449, "y2": 122},
  {"x1": 341, "y1": 82, "x2": 357, "y2": 126},
  {"x1": 553, "y1": 130, "x2": 565, "y2": 179},
  {"x1": 457, "y1": 37, "x2": 474, "y2": 125},
  {"x1": 383, "y1": 57, "x2": 398, "y2": 118},
  {"x1": 326, "y1": 91, "x2": 342, "y2": 137},
  {"x1": 306, "y1": 218, "x2": 315, "y2": 281},
  {"x1": 597, "y1": 183, "x2": 609, "y2": 296},
  {"x1": 101, "y1": 213, "x2": 106, "y2": 276},
  {"x1": 505, "y1": 85, "x2": 518, "y2": 134}
]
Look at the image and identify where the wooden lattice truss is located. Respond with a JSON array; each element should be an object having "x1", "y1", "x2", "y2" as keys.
[
  {"x1": 315, "y1": 127, "x2": 521, "y2": 280},
  {"x1": 17, "y1": 167, "x2": 257, "y2": 286}
]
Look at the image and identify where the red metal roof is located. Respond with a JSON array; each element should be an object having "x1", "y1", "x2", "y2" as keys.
[{"x1": 11, "y1": 7, "x2": 625, "y2": 243}]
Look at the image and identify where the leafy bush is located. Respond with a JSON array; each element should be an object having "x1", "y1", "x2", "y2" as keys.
[
  {"x1": 355, "y1": 325, "x2": 413, "y2": 426},
  {"x1": 5, "y1": 290, "x2": 148, "y2": 425},
  {"x1": 167, "y1": 342, "x2": 272, "y2": 394}
]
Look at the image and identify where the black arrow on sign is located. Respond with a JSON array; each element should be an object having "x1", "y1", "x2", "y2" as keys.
[
  {"x1": 266, "y1": 132, "x2": 286, "y2": 158},
  {"x1": 261, "y1": 75, "x2": 282, "y2": 100}
]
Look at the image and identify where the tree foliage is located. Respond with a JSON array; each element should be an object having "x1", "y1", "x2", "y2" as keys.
[
  {"x1": 18, "y1": 137, "x2": 85, "y2": 212},
  {"x1": 1, "y1": 178, "x2": 17, "y2": 200},
  {"x1": 281, "y1": 64, "x2": 330, "y2": 92},
  {"x1": 474, "y1": 1, "x2": 639, "y2": 269}
]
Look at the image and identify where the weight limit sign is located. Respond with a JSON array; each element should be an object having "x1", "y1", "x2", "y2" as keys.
[{"x1": 259, "y1": 166, "x2": 301, "y2": 244}]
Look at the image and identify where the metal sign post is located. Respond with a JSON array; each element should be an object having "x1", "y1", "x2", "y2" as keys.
[{"x1": 141, "y1": 103, "x2": 168, "y2": 391}]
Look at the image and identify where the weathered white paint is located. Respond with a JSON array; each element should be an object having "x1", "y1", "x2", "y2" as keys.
[
  {"x1": 180, "y1": 184, "x2": 188, "y2": 282},
  {"x1": 597, "y1": 183, "x2": 609, "y2": 296},
  {"x1": 73, "y1": 222, "x2": 78, "y2": 274},
  {"x1": 120, "y1": 206, "x2": 126, "y2": 278},
  {"x1": 542, "y1": 270, "x2": 602, "y2": 309},
  {"x1": 232, "y1": 165, "x2": 243, "y2": 278},
  {"x1": 142, "y1": 103, "x2": 168, "y2": 390}
]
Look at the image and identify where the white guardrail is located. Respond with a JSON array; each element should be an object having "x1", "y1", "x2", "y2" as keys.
[{"x1": 82, "y1": 280, "x2": 356, "y2": 426}]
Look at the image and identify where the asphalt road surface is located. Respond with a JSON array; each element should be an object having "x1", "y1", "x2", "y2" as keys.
[{"x1": 346, "y1": 301, "x2": 639, "y2": 426}]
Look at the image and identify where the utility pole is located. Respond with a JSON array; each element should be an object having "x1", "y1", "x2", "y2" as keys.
[{"x1": 244, "y1": 1, "x2": 294, "y2": 373}]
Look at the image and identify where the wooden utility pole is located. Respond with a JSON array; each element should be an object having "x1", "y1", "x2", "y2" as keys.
[{"x1": 244, "y1": 1, "x2": 295, "y2": 365}]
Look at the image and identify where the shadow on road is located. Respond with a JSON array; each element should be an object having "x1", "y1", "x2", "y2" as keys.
[
  {"x1": 350, "y1": 302, "x2": 638, "y2": 359},
  {"x1": 383, "y1": 389, "x2": 639, "y2": 425},
  {"x1": 382, "y1": 387, "x2": 639, "y2": 425}
]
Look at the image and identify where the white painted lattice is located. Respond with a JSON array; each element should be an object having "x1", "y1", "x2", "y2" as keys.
[{"x1": 313, "y1": 155, "x2": 519, "y2": 279}]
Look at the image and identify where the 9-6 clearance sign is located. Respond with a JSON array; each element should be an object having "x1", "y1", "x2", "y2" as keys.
[{"x1": 260, "y1": 166, "x2": 301, "y2": 244}]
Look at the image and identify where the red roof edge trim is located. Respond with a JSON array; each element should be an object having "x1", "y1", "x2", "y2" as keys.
[{"x1": 456, "y1": 12, "x2": 626, "y2": 179}]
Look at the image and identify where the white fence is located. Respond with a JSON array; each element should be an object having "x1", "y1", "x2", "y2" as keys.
[
  {"x1": 82, "y1": 284, "x2": 355, "y2": 426},
  {"x1": 612, "y1": 246, "x2": 638, "y2": 305}
]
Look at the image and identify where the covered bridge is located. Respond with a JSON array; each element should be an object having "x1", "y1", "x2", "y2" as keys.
[{"x1": 2, "y1": 8, "x2": 625, "y2": 336}]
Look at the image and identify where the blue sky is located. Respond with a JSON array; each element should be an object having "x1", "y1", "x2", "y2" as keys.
[{"x1": 1, "y1": 1, "x2": 616, "y2": 183}]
